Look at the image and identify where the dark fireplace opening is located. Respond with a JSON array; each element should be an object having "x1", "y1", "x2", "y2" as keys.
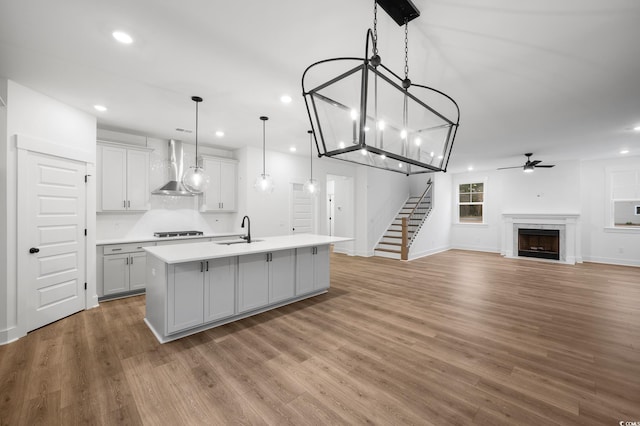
[{"x1": 518, "y1": 228, "x2": 560, "y2": 260}]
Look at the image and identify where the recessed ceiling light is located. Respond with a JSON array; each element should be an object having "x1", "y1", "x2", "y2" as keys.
[
  {"x1": 280, "y1": 95, "x2": 292, "y2": 104},
  {"x1": 112, "y1": 31, "x2": 133, "y2": 44},
  {"x1": 634, "y1": 126, "x2": 640, "y2": 132},
  {"x1": 94, "y1": 105, "x2": 107, "y2": 112},
  {"x1": 467, "y1": 166, "x2": 473, "y2": 171},
  {"x1": 215, "y1": 130, "x2": 224, "y2": 137},
  {"x1": 289, "y1": 146, "x2": 296, "y2": 152},
  {"x1": 620, "y1": 149, "x2": 629, "y2": 154}
]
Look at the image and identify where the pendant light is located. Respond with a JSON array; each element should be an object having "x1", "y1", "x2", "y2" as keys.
[
  {"x1": 182, "y1": 96, "x2": 210, "y2": 193},
  {"x1": 254, "y1": 116, "x2": 274, "y2": 193},
  {"x1": 304, "y1": 130, "x2": 320, "y2": 196},
  {"x1": 301, "y1": 0, "x2": 460, "y2": 175}
]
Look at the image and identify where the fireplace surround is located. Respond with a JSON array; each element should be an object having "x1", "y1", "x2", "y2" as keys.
[{"x1": 502, "y1": 213, "x2": 580, "y2": 264}]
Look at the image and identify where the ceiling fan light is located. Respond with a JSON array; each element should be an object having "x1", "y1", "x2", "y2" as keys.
[{"x1": 523, "y1": 164, "x2": 534, "y2": 173}]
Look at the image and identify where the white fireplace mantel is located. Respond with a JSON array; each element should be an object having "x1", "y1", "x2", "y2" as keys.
[{"x1": 501, "y1": 213, "x2": 581, "y2": 265}]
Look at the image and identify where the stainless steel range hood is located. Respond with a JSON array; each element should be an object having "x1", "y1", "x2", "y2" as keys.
[{"x1": 151, "y1": 139, "x2": 195, "y2": 196}]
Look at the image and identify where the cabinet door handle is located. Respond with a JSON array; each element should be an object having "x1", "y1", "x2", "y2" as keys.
[
  {"x1": 123, "y1": 200, "x2": 126, "y2": 208},
  {"x1": 128, "y1": 200, "x2": 131, "y2": 208},
  {"x1": 221, "y1": 202, "x2": 223, "y2": 209},
  {"x1": 200, "y1": 261, "x2": 204, "y2": 273},
  {"x1": 206, "y1": 261, "x2": 209, "y2": 272},
  {"x1": 126, "y1": 257, "x2": 129, "y2": 265}
]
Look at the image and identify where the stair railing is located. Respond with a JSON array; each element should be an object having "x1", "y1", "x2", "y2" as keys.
[{"x1": 401, "y1": 178, "x2": 433, "y2": 260}]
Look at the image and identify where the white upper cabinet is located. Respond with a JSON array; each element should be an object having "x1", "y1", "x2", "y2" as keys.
[
  {"x1": 97, "y1": 142, "x2": 151, "y2": 212},
  {"x1": 200, "y1": 156, "x2": 237, "y2": 212}
]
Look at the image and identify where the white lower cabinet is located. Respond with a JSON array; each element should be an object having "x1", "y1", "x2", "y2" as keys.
[
  {"x1": 238, "y1": 249, "x2": 295, "y2": 313},
  {"x1": 295, "y1": 245, "x2": 330, "y2": 295},
  {"x1": 204, "y1": 257, "x2": 236, "y2": 322},
  {"x1": 167, "y1": 258, "x2": 237, "y2": 334},
  {"x1": 102, "y1": 244, "x2": 151, "y2": 297}
]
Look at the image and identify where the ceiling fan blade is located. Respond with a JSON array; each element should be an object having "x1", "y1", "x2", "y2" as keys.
[
  {"x1": 497, "y1": 166, "x2": 524, "y2": 170},
  {"x1": 535, "y1": 164, "x2": 555, "y2": 168},
  {"x1": 529, "y1": 160, "x2": 541, "y2": 166}
]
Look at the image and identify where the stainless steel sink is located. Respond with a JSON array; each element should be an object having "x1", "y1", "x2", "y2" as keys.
[{"x1": 216, "y1": 239, "x2": 263, "y2": 245}]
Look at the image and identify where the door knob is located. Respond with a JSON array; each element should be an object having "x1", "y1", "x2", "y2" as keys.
[{"x1": 29, "y1": 247, "x2": 40, "y2": 254}]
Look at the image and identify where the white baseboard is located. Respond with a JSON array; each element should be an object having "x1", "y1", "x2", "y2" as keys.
[
  {"x1": 582, "y1": 256, "x2": 640, "y2": 268},
  {"x1": 408, "y1": 245, "x2": 451, "y2": 260}
]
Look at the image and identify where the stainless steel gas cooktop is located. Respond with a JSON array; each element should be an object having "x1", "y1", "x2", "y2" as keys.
[{"x1": 153, "y1": 230, "x2": 204, "y2": 238}]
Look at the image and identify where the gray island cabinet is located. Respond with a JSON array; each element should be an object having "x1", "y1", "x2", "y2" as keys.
[{"x1": 144, "y1": 234, "x2": 350, "y2": 343}]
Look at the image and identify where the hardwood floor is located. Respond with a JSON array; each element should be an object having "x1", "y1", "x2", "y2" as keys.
[{"x1": 1, "y1": 250, "x2": 639, "y2": 425}]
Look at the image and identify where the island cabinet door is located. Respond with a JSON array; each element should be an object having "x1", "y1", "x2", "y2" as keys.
[
  {"x1": 295, "y1": 247, "x2": 315, "y2": 295},
  {"x1": 313, "y1": 245, "x2": 330, "y2": 290},
  {"x1": 238, "y1": 253, "x2": 269, "y2": 313},
  {"x1": 269, "y1": 249, "x2": 295, "y2": 303},
  {"x1": 168, "y1": 261, "x2": 205, "y2": 334},
  {"x1": 204, "y1": 257, "x2": 236, "y2": 322}
]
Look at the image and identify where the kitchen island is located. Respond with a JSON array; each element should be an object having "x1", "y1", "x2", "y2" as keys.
[{"x1": 144, "y1": 234, "x2": 351, "y2": 343}]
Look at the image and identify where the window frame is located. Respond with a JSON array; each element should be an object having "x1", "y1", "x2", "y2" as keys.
[
  {"x1": 605, "y1": 166, "x2": 640, "y2": 232},
  {"x1": 456, "y1": 180, "x2": 486, "y2": 225}
]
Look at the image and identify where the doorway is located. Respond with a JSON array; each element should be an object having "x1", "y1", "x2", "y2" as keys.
[
  {"x1": 290, "y1": 182, "x2": 315, "y2": 234},
  {"x1": 18, "y1": 148, "x2": 88, "y2": 332},
  {"x1": 326, "y1": 174, "x2": 355, "y2": 254}
]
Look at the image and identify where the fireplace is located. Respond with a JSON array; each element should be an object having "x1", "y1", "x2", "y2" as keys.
[
  {"x1": 502, "y1": 213, "x2": 580, "y2": 264},
  {"x1": 518, "y1": 228, "x2": 560, "y2": 260}
]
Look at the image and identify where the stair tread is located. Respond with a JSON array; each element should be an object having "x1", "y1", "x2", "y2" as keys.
[{"x1": 374, "y1": 248, "x2": 401, "y2": 254}]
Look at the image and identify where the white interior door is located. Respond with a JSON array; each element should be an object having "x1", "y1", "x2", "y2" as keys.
[
  {"x1": 22, "y1": 151, "x2": 86, "y2": 331},
  {"x1": 291, "y1": 183, "x2": 313, "y2": 234}
]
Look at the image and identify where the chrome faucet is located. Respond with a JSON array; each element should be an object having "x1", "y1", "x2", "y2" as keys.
[{"x1": 241, "y1": 215, "x2": 251, "y2": 243}]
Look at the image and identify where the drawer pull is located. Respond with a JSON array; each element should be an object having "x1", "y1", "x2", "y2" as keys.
[{"x1": 112, "y1": 248, "x2": 122, "y2": 251}]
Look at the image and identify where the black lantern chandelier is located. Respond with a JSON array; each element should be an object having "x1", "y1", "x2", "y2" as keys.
[{"x1": 302, "y1": 0, "x2": 460, "y2": 175}]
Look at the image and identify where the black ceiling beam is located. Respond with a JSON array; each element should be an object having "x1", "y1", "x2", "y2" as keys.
[{"x1": 376, "y1": 0, "x2": 421, "y2": 26}]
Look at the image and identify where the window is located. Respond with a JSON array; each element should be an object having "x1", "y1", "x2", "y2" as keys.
[
  {"x1": 458, "y1": 182, "x2": 484, "y2": 223},
  {"x1": 609, "y1": 169, "x2": 640, "y2": 228}
]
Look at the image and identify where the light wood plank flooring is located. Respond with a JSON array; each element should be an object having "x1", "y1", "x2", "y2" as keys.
[{"x1": 1, "y1": 250, "x2": 639, "y2": 425}]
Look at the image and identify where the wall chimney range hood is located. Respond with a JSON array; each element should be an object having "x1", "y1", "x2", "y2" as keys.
[{"x1": 151, "y1": 139, "x2": 195, "y2": 196}]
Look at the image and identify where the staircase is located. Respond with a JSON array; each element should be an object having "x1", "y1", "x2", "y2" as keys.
[{"x1": 374, "y1": 180, "x2": 433, "y2": 260}]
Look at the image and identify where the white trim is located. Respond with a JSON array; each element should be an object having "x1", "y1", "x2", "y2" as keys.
[
  {"x1": 501, "y1": 213, "x2": 581, "y2": 265},
  {"x1": 603, "y1": 226, "x2": 640, "y2": 234},
  {"x1": 582, "y1": 256, "x2": 640, "y2": 268},
  {"x1": 408, "y1": 245, "x2": 450, "y2": 261},
  {"x1": 16, "y1": 133, "x2": 93, "y2": 163}
]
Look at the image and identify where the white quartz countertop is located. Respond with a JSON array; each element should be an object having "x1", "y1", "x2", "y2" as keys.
[
  {"x1": 144, "y1": 234, "x2": 352, "y2": 264},
  {"x1": 96, "y1": 232, "x2": 244, "y2": 246}
]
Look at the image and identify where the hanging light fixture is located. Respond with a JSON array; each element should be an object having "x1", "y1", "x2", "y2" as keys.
[
  {"x1": 304, "y1": 130, "x2": 320, "y2": 196},
  {"x1": 254, "y1": 116, "x2": 274, "y2": 193},
  {"x1": 182, "y1": 96, "x2": 210, "y2": 193},
  {"x1": 302, "y1": 0, "x2": 460, "y2": 175}
]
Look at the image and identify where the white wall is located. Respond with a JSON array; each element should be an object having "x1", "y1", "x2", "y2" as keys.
[
  {"x1": 1, "y1": 80, "x2": 97, "y2": 344},
  {"x1": 95, "y1": 136, "x2": 237, "y2": 240},
  {"x1": 408, "y1": 172, "x2": 453, "y2": 259},
  {"x1": 238, "y1": 146, "x2": 410, "y2": 255},
  {"x1": 0, "y1": 79, "x2": 8, "y2": 343},
  {"x1": 443, "y1": 157, "x2": 639, "y2": 267},
  {"x1": 580, "y1": 155, "x2": 640, "y2": 266},
  {"x1": 366, "y1": 167, "x2": 410, "y2": 251}
]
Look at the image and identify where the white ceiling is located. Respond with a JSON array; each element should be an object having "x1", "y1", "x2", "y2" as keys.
[{"x1": 1, "y1": 0, "x2": 639, "y2": 172}]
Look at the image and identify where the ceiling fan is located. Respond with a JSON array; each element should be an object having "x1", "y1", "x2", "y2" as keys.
[{"x1": 497, "y1": 153, "x2": 555, "y2": 173}]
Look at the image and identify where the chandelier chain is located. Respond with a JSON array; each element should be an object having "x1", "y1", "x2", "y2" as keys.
[
  {"x1": 373, "y1": 0, "x2": 378, "y2": 55},
  {"x1": 404, "y1": 18, "x2": 409, "y2": 79}
]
